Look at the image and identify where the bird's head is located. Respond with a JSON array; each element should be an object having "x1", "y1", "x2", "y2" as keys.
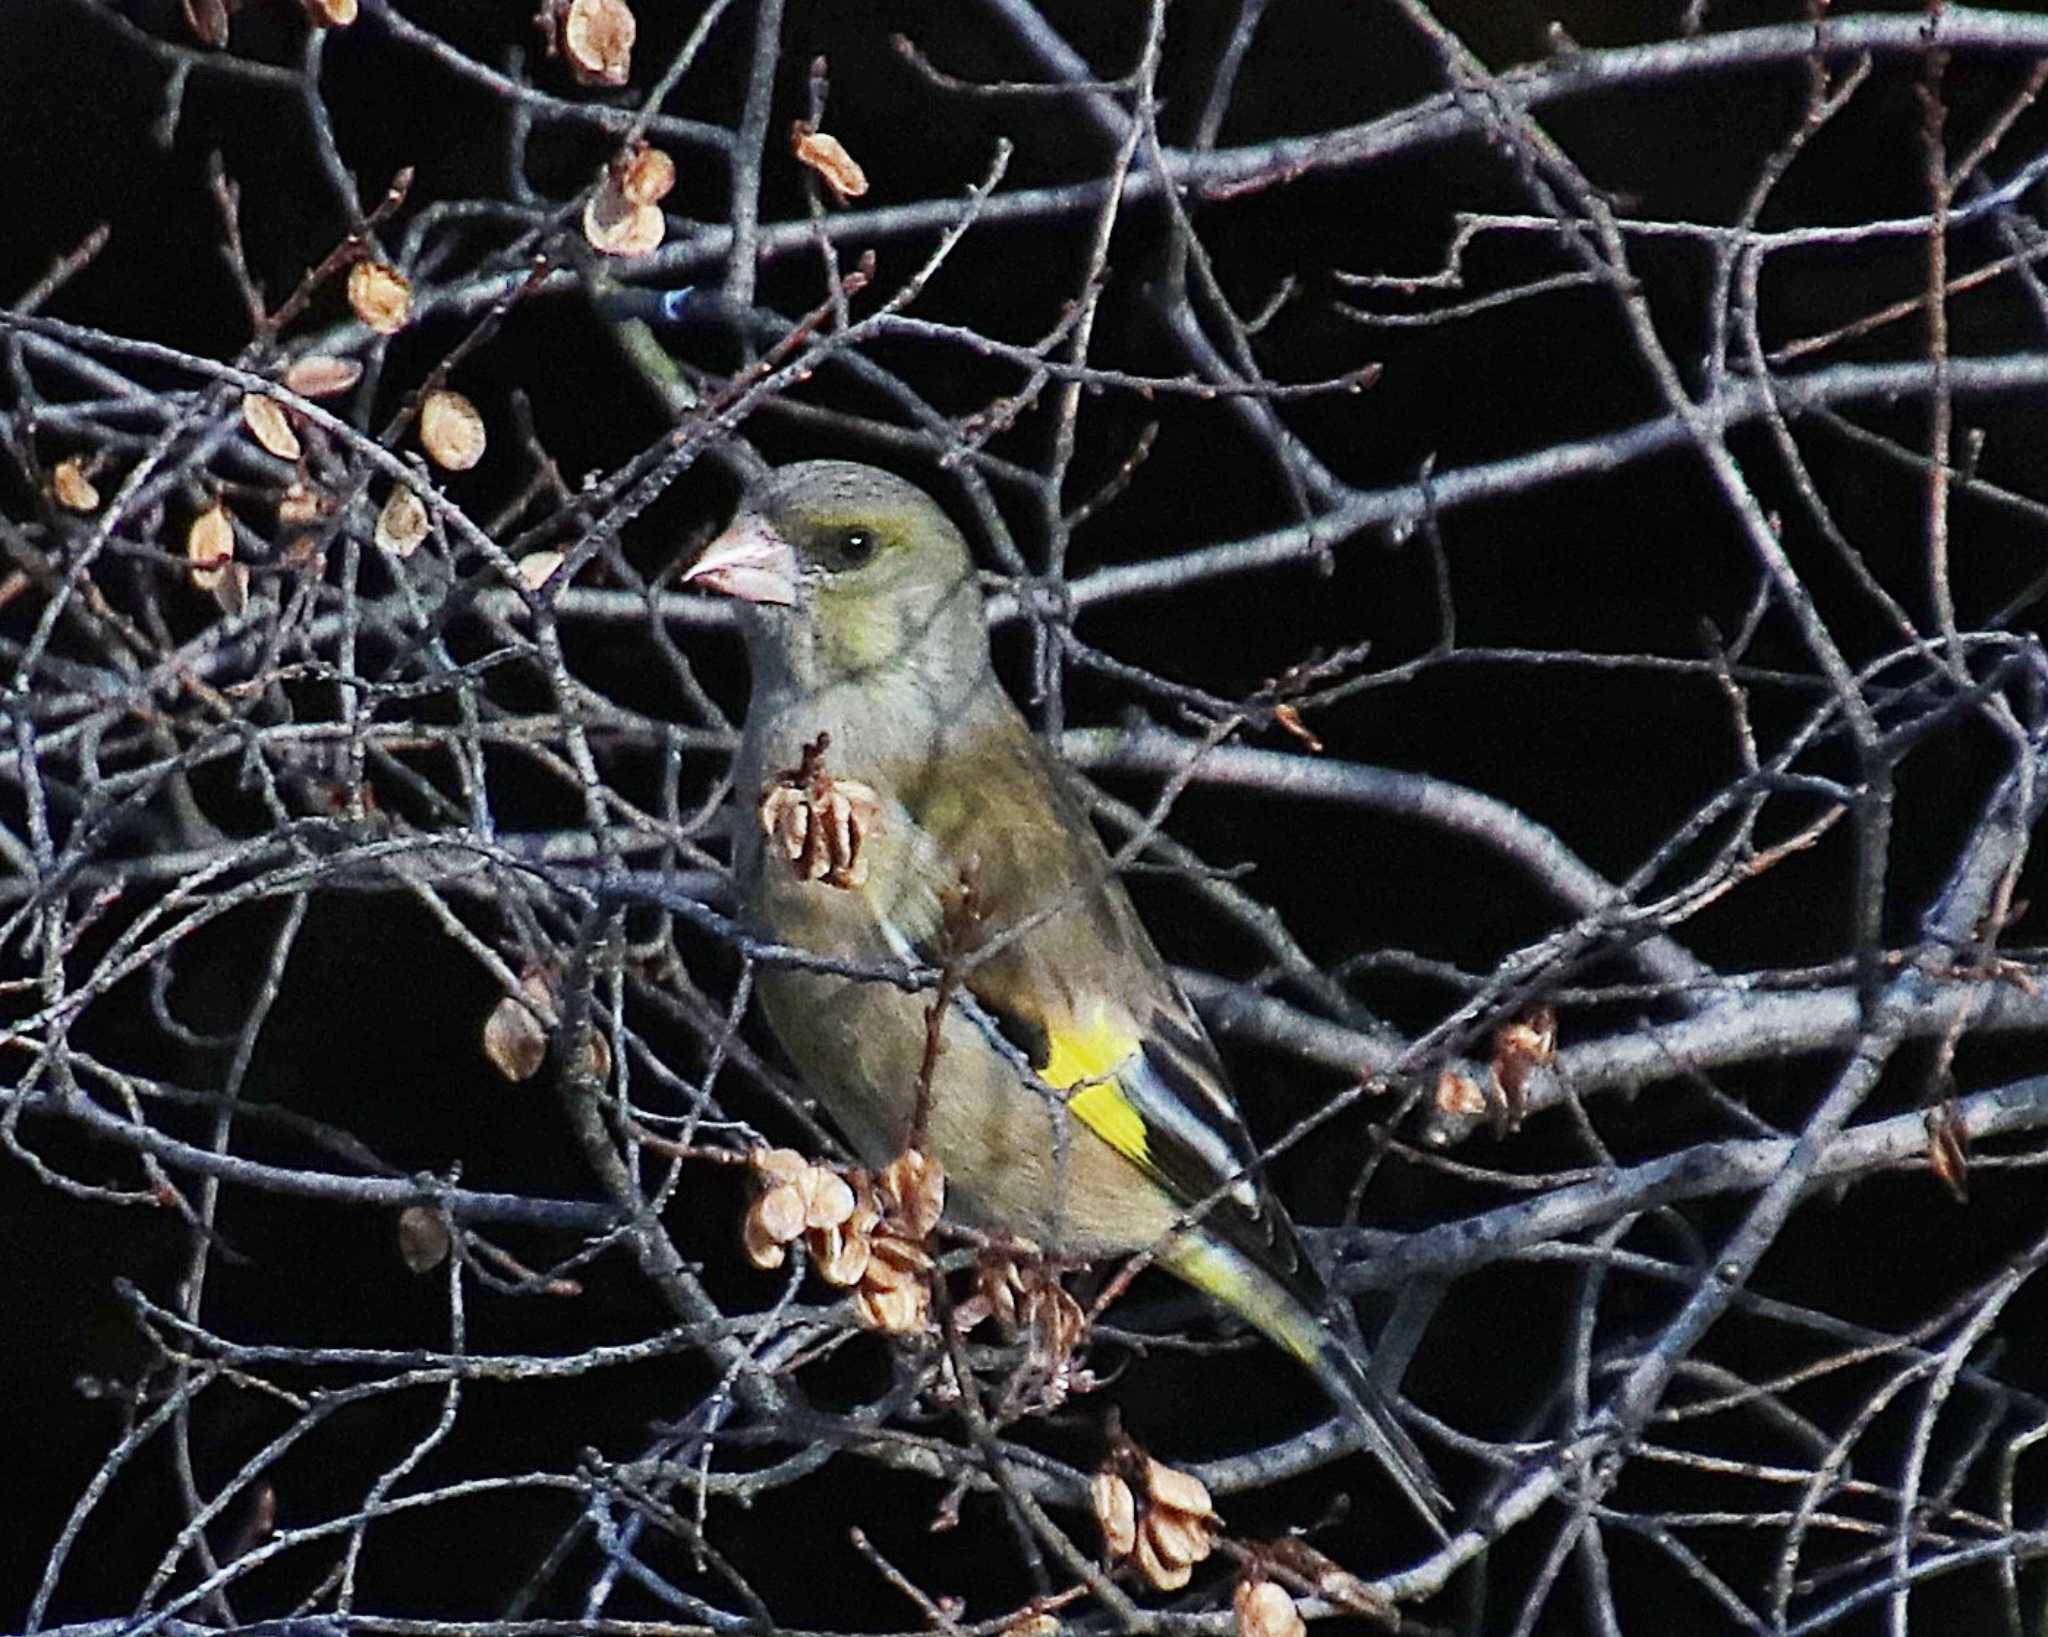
[{"x1": 686, "y1": 460, "x2": 986, "y2": 696}]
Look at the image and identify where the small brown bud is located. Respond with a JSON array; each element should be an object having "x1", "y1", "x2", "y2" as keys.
[
  {"x1": 375, "y1": 485, "x2": 430, "y2": 557},
  {"x1": 51, "y1": 458, "x2": 99, "y2": 512},
  {"x1": 419, "y1": 389, "x2": 486, "y2": 471},
  {"x1": 562, "y1": 0, "x2": 635, "y2": 86},
  {"x1": 791, "y1": 122, "x2": 868, "y2": 204},
  {"x1": 347, "y1": 260, "x2": 412, "y2": 335}
]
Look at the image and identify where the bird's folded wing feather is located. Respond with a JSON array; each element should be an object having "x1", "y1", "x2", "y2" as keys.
[{"x1": 888, "y1": 715, "x2": 1314, "y2": 1292}]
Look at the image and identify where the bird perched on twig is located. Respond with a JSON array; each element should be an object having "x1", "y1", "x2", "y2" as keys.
[{"x1": 686, "y1": 458, "x2": 1447, "y2": 1529}]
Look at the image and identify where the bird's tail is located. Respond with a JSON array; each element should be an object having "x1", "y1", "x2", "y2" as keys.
[{"x1": 1160, "y1": 1234, "x2": 1450, "y2": 1537}]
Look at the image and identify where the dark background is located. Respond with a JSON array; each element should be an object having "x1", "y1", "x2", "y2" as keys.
[{"x1": 4, "y1": 1, "x2": 2047, "y2": 1632}]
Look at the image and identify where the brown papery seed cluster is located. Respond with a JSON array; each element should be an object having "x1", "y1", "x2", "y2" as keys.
[
  {"x1": 741, "y1": 1147, "x2": 945, "y2": 1336},
  {"x1": 1091, "y1": 1440, "x2": 1220, "y2": 1592},
  {"x1": 954, "y1": 1251, "x2": 1089, "y2": 1406},
  {"x1": 758, "y1": 737, "x2": 881, "y2": 889}
]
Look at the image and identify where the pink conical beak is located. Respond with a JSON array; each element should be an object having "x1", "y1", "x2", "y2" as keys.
[{"x1": 683, "y1": 514, "x2": 798, "y2": 606}]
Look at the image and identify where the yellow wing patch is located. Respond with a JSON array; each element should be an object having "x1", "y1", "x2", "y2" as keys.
[{"x1": 1040, "y1": 1009, "x2": 1148, "y2": 1165}]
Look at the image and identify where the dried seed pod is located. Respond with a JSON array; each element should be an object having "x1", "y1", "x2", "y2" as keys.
[
  {"x1": 1233, "y1": 1580, "x2": 1305, "y2": 1637},
  {"x1": 618, "y1": 143, "x2": 676, "y2": 206},
  {"x1": 1131, "y1": 1525, "x2": 1192, "y2": 1593},
  {"x1": 750, "y1": 1147, "x2": 809, "y2": 1186},
  {"x1": 375, "y1": 485, "x2": 430, "y2": 557},
  {"x1": 754, "y1": 1181, "x2": 808, "y2": 1247},
  {"x1": 1142, "y1": 1456, "x2": 1213, "y2": 1520},
  {"x1": 973, "y1": 1253, "x2": 1029, "y2": 1330},
  {"x1": 878, "y1": 1148, "x2": 943, "y2": 1238},
  {"x1": 798, "y1": 1165, "x2": 856, "y2": 1231},
  {"x1": 419, "y1": 389, "x2": 486, "y2": 471},
  {"x1": 181, "y1": 0, "x2": 229, "y2": 47},
  {"x1": 581, "y1": 182, "x2": 664, "y2": 258},
  {"x1": 482, "y1": 972, "x2": 555, "y2": 1083},
  {"x1": 187, "y1": 499, "x2": 236, "y2": 591},
  {"x1": 303, "y1": 0, "x2": 356, "y2": 23},
  {"x1": 396, "y1": 1205, "x2": 451, "y2": 1274},
  {"x1": 1142, "y1": 1506, "x2": 1215, "y2": 1572},
  {"x1": 515, "y1": 549, "x2": 565, "y2": 590},
  {"x1": 562, "y1": 0, "x2": 635, "y2": 86},
  {"x1": 1489, "y1": 1003, "x2": 1557, "y2": 1128},
  {"x1": 756, "y1": 761, "x2": 882, "y2": 889},
  {"x1": 347, "y1": 259, "x2": 412, "y2": 334},
  {"x1": 282, "y1": 354, "x2": 363, "y2": 398},
  {"x1": 791, "y1": 121, "x2": 868, "y2": 204},
  {"x1": 853, "y1": 1273, "x2": 930, "y2": 1335},
  {"x1": 743, "y1": 1206, "x2": 791, "y2": 1271},
  {"x1": 809, "y1": 1222, "x2": 872, "y2": 1287},
  {"x1": 1434, "y1": 1069, "x2": 1486, "y2": 1118},
  {"x1": 242, "y1": 393, "x2": 303, "y2": 461},
  {"x1": 1091, "y1": 1470, "x2": 1137, "y2": 1559},
  {"x1": 1024, "y1": 1277, "x2": 1086, "y2": 1360},
  {"x1": 862, "y1": 1235, "x2": 932, "y2": 1290},
  {"x1": 51, "y1": 458, "x2": 99, "y2": 512}
]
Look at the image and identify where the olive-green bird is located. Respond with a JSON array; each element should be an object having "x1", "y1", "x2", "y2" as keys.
[{"x1": 686, "y1": 459, "x2": 1447, "y2": 1527}]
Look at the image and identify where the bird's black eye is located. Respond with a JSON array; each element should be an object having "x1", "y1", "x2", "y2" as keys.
[{"x1": 836, "y1": 528, "x2": 877, "y2": 567}]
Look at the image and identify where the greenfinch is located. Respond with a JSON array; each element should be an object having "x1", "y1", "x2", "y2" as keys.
[{"x1": 686, "y1": 460, "x2": 1446, "y2": 1527}]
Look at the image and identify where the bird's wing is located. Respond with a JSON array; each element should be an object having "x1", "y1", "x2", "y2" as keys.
[{"x1": 894, "y1": 710, "x2": 1318, "y2": 1297}]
